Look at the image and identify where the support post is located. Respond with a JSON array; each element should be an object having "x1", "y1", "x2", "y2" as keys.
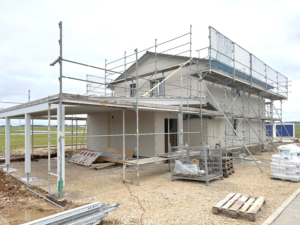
[
  {"x1": 199, "y1": 72, "x2": 203, "y2": 145},
  {"x1": 233, "y1": 42, "x2": 235, "y2": 80},
  {"x1": 58, "y1": 21, "x2": 63, "y2": 196},
  {"x1": 124, "y1": 52, "x2": 127, "y2": 96},
  {"x1": 76, "y1": 119, "x2": 78, "y2": 151},
  {"x1": 135, "y1": 49, "x2": 139, "y2": 186},
  {"x1": 209, "y1": 26, "x2": 212, "y2": 73},
  {"x1": 242, "y1": 89, "x2": 245, "y2": 154},
  {"x1": 72, "y1": 115, "x2": 73, "y2": 150},
  {"x1": 250, "y1": 53, "x2": 253, "y2": 87},
  {"x1": 57, "y1": 105, "x2": 65, "y2": 188},
  {"x1": 25, "y1": 113, "x2": 31, "y2": 180},
  {"x1": 178, "y1": 112, "x2": 183, "y2": 147},
  {"x1": 203, "y1": 142, "x2": 209, "y2": 186},
  {"x1": 31, "y1": 118, "x2": 34, "y2": 157},
  {"x1": 122, "y1": 109, "x2": 126, "y2": 182},
  {"x1": 280, "y1": 100, "x2": 282, "y2": 143},
  {"x1": 5, "y1": 117, "x2": 10, "y2": 171},
  {"x1": 105, "y1": 59, "x2": 107, "y2": 96},
  {"x1": 48, "y1": 102, "x2": 51, "y2": 193}
]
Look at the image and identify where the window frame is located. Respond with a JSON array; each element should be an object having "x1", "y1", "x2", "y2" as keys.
[
  {"x1": 130, "y1": 83, "x2": 136, "y2": 97},
  {"x1": 150, "y1": 78, "x2": 165, "y2": 97}
]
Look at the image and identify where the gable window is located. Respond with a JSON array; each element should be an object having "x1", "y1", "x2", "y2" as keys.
[
  {"x1": 150, "y1": 78, "x2": 165, "y2": 97},
  {"x1": 130, "y1": 83, "x2": 136, "y2": 97}
]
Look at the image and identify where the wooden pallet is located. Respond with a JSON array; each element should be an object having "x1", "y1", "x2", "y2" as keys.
[
  {"x1": 223, "y1": 165, "x2": 233, "y2": 171},
  {"x1": 223, "y1": 169, "x2": 235, "y2": 178},
  {"x1": 222, "y1": 161, "x2": 233, "y2": 167},
  {"x1": 270, "y1": 176, "x2": 300, "y2": 183},
  {"x1": 222, "y1": 157, "x2": 233, "y2": 163},
  {"x1": 212, "y1": 193, "x2": 266, "y2": 222}
]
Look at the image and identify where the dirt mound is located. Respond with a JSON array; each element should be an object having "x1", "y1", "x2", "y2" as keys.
[{"x1": 0, "y1": 171, "x2": 80, "y2": 224}]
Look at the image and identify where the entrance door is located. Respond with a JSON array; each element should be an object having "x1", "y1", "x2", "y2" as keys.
[{"x1": 165, "y1": 119, "x2": 178, "y2": 153}]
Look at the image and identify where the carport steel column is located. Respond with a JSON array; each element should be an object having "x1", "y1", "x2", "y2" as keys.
[
  {"x1": 5, "y1": 117, "x2": 10, "y2": 171},
  {"x1": 58, "y1": 21, "x2": 63, "y2": 196},
  {"x1": 25, "y1": 113, "x2": 31, "y2": 180}
]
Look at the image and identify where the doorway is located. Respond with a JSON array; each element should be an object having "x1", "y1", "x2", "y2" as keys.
[{"x1": 164, "y1": 118, "x2": 178, "y2": 153}]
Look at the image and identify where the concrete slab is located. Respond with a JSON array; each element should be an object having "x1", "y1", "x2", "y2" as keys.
[{"x1": 262, "y1": 187, "x2": 300, "y2": 225}]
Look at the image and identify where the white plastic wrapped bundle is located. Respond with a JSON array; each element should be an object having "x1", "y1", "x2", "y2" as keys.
[
  {"x1": 277, "y1": 144, "x2": 300, "y2": 157},
  {"x1": 271, "y1": 154, "x2": 300, "y2": 181},
  {"x1": 174, "y1": 160, "x2": 200, "y2": 175}
]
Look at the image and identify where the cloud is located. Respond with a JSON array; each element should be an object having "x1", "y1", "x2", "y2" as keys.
[{"x1": 0, "y1": 0, "x2": 300, "y2": 125}]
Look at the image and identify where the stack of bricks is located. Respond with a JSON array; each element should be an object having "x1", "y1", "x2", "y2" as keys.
[{"x1": 222, "y1": 157, "x2": 234, "y2": 178}]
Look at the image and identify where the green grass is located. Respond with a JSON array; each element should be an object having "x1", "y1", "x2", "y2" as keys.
[
  {"x1": 295, "y1": 124, "x2": 300, "y2": 139},
  {"x1": 0, "y1": 126, "x2": 85, "y2": 134},
  {"x1": 0, "y1": 133, "x2": 87, "y2": 154}
]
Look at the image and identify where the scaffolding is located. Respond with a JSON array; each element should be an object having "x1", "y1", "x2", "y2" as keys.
[
  {"x1": 2, "y1": 22, "x2": 292, "y2": 195},
  {"x1": 45, "y1": 22, "x2": 292, "y2": 190}
]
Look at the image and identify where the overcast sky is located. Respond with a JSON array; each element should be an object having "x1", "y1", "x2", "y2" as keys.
[{"x1": 0, "y1": 0, "x2": 300, "y2": 126}]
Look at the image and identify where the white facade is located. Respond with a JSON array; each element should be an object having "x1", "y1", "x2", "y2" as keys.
[{"x1": 87, "y1": 53, "x2": 266, "y2": 157}]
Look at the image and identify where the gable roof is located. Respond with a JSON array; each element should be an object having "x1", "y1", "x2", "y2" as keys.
[{"x1": 112, "y1": 51, "x2": 205, "y2": 82}]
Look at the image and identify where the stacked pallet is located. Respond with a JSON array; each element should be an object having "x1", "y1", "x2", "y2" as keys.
[
  {"x1": 212, "y1": 193, "x2": 266, "y2": 222},
  {"x1": 222, "y1": 157, "x2": 234, "y2": 178}
]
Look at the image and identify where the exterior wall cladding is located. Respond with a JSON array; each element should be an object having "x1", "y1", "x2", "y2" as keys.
[{"x1": 87, "y1": 54, "x2": 266, "y2": 157}]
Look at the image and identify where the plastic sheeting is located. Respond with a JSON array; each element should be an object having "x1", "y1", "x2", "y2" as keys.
[{"x1": 174, "y1": 160, "x2": 205, "y2": 175}]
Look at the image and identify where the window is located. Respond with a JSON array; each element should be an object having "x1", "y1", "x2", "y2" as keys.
[
  {"x1": 150, "y1": 78, "x2": 165, "y2": 97},
  {"x1": 130, "y1": 83, "x2": 136, "y2": 97},
  {"x1": 233, "y1": 119, "x2": 237, "y2": 135},
  {"x1": 231, "y1": 89, "x2": 240, "y2": 97}
]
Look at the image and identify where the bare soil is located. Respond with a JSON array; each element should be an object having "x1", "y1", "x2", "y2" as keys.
[{"x1": 0, "y1": 170, "x2": 82, "y2": 225}]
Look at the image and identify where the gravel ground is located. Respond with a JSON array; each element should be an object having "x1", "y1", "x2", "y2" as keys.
[{"x1": 4, "y1": 151, "x2": 300, "y2": 225}]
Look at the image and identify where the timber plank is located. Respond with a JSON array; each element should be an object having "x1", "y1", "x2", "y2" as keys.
[
  {"x1": 227, "y1": 195, "x2": 250, "y2": 218},
  {"x1": 246, "y1": 197, "x2": 266, "y2": 221},
  {"x1": 212, "y1": 193, "x2": 236, "y2": 214},
  {"x1": 239, "y1": 197, "x2": 255, "y2": 213}
]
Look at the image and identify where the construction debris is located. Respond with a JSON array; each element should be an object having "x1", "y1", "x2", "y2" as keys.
[
  {"x1": 96, "y1": 147, "x2": 135, "y2": 164},
  {"x1": 91, "y1": 163, "x2": 115, "y2": 170},
  {"x1": 69, "y1": 151, "x2": 102, "y2": 166},
  {"x1": 96, "y1": 152, "x2": 123, "y2": 164},
  {"x1": 213, "y1": 193, "x2": 266, "y2": 222}
]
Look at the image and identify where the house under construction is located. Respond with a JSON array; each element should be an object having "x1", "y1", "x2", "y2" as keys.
[{"x1": 0, "y1": 23, "x2": 290, "y2": 191}]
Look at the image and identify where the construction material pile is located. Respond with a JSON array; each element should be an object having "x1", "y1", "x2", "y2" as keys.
[{"x1": 271, "y1": 144, "x2": 300, "y2": 182}]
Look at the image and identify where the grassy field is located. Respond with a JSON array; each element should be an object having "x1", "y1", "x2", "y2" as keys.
[
  {"x1": 295, "y1": 124, "x2": 300, "y2": 139},
  {"x1": 0, "y1": 126, "x2": 85, "y2": 134},
  {"x1": 1, "y1": 125, "x2": 298, "y2": 155},
  {"x1": 0, "y1": 133, "x2": 87, "y2": 154}
]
